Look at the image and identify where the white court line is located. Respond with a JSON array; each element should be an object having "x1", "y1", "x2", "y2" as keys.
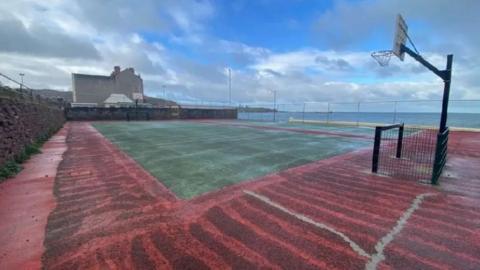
[
  {"x1": 243, "y1": 190, "x2": 371, "y2": 258},
  {"x1": 243, "y1": 190, "x2": 435, "y2": 270},
  {"x1": 365, "y1": 192, "x2": 435, "y2": 270}
]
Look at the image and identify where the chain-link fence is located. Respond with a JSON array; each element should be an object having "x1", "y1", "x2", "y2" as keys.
[
  {"x1": 3, "y1": 69, "x2": 478, "y2": 128},
  {"x1": 235, "y1": 99, "x2": 480, "y2": 128}
]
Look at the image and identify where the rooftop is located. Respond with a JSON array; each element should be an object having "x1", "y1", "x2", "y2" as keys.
[{"x1": 103, "y1": 93, "x2": 133, "y2": 104}]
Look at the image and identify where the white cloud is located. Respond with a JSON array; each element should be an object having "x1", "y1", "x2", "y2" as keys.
[{"x1": 0, "y1": 0, "x2": 479, "y2": 106}]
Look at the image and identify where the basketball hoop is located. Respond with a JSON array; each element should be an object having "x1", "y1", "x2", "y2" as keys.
[
  {"x1": 372, "y1": 14, "x2": 408, "y2": 67},
  {"x1": 371, "y1": 50, "x2": 394, "y2": 66}
]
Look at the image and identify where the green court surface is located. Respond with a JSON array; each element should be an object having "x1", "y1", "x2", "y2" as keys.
[{"x1": 93, "y1": 121, "x2": 370, "y2": 199}]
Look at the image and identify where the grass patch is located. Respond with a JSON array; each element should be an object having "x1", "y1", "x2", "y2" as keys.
[
  {"x1": 0, "y1": 143, "x2": 42, "y2": 182},
  {"x1": 0, "y1": 160, "x2": 22, "y2": 180},
  {"x1": 0, "y1": 126, "x2": 62, "y2": 182},
  {"x1": 15, "y1": 143, "x2": 41, "y2": 163}
]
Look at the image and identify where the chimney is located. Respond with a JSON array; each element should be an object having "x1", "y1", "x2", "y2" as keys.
[{"x1": 114, "y1": 66, "x2": 120, "y2": 74}]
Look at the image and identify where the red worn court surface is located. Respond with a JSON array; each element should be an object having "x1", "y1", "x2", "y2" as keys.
[
  {"x1": 1, "y1": 121, "x2": 479, "y2": 269},
  {"x1": 0, "y1": 129, "x2": 67, "y2": 269}
]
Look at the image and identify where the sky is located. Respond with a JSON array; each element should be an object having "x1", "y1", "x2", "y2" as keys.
[{"x1": 0, "y1": 0, "x2": 479, "y2": 108}]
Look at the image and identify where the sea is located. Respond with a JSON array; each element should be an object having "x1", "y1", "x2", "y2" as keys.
[{"x1": 238, "y1": 112, "x2": 480, "y2": 129}]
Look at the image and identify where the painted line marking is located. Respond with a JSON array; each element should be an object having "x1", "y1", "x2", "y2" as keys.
[
  {"x1": 243, "y1": 190, "x2": 435, "y2": 270},
  {"x1": 243, "y1": 190, "x2": 371, "y2": 258},
  {"x1": 365, "y1": 192, "x2": 435, "y2": 270}
]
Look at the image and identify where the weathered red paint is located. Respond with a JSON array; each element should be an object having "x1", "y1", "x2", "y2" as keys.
[
  {"x1": 0, "y1": 127, "x2": 67, "y2": 270},
  {"x1": 1, "y1": 121, "x2": 479, "y2": 269}
]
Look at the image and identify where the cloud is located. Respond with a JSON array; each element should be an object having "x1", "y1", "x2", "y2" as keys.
[
  {"x1": 0, "y1": 16, "x2": 100, "y2": 59},
  {"x1": 64, "y1": 0, "x2": 214, "y2": 37},
  {"x1": 314, "y1": 0, "x2": 480, "y2": 53},
  {"x1": 308, "y1": 0, "x2": 480, "y2": 102},
  {"x1": 207, "y1": 40, "x2": 272, "y2": 67},
  {"x1": 315, "y1": 55, "x2": 353, "y2": 71},
  {"x1": 0, "y1": 0, "x2": 214, "y2": 93},
  {"x1": 0, "y1": 0, "x2": 479, "y2": 107}
]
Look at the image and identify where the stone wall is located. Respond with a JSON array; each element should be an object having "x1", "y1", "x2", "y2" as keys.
[
  {"x1": 66, "y1": 107, "x2": 237, "y2": 121},
  {"x1": 0, "y1": 87, "x2": 66, "y2": 168},
  {"x1": 180, "y1": 108, "x2": 237, "y2": 119}
]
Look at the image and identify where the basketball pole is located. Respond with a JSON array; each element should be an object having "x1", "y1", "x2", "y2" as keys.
[
  {"x1": 400, "y1": 44, "x2": 453, "y2": 132},
  {"x1": 440, "y1": 55, "x2": 453, "y2": 133}
]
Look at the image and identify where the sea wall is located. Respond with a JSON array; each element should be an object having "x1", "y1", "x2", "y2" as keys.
[
  {"x1": 179, "y1": 108, "x2": 237, "y2": 119},
  {"x1": 66, "y1": 107, "x2": 237, "y2": 121},
  {"x1": 0, "y1": 87, "x2": 66, "y2": 168}
]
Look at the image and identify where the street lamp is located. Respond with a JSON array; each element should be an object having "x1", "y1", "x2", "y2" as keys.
[
  {"x1": 269, "y1": 89, "x2": 277, "y2": 122},
  {"x1": 228, "y1": 68, "x2": 232, "y2": 104},
  {"x1": 162, "y1": 85, "x2": 166, "y2": 107}
]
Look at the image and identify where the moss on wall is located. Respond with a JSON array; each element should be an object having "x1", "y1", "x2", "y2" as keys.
[{"x1": 0, "y1": 87, "x2": 65, "y2": 180}]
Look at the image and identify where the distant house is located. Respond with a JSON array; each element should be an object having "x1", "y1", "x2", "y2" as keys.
[{"x1": 71, "y1": 66, "x2": 144, "y2": 107}]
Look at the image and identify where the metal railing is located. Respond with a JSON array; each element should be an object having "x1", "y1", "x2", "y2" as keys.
[{"x1": 0, "y1": 72, "x2": 66, "y2": 108}]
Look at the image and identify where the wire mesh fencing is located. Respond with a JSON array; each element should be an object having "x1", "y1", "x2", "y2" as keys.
[
  {"x1": 235, "y1": 99, "x2": 455, "y2": 184},
  {"x1": 233, "y1": 99, "x2": 480, "y2": 128},
  {"x1": 276, "y1": 103, "x2": 304, "y2": 122},
  {"x1": 303, "y1": 102, "x2": 330, "y2": 122},
  {"x1": 372, "y1": 124, "x2": 437, "y2": 183},
  {"x1": 237, "y1": 103, "x2": 277, "y2": 122}
]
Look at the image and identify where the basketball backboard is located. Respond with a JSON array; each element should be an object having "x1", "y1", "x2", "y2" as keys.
[{"x1": 393, "y1": 14, "x2": 408, "y2": 61}]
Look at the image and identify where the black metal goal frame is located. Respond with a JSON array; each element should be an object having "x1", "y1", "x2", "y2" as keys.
[{"x1": 372, "y1": 123, "x2": 404, "y2": 174}]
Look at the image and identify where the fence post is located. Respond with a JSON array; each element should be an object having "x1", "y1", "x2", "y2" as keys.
[
  {"x1": 396, "y1": 123, "x2": 404, "y2": 158},
  {"x1": 393, "y1": 101, "x2": 397, "y2": 123},
  {"x1": 372, "y1": 127, "x2": 382, "y2": 173},
  {"x1": 327, "y1": 102, "x2": 330, "y2": 123},
  {"x1": 273, "y1": 91, "x2": 277, "y2": 122},
  {"x1": 302, "y1": 102, "x2": 306, "y2": 123},
  {"x1": 356, "y1": 102, "x2": 360, "y2": 127}
]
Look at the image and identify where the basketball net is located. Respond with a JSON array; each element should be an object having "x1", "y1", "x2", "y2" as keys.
[{"x1": 371, "y1": 50, "x2": 394, "y2": 66}]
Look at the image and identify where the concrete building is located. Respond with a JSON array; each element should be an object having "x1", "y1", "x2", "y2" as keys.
[{"x1": 72, "y1": 66, "x2": 144, "y2": 106}]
